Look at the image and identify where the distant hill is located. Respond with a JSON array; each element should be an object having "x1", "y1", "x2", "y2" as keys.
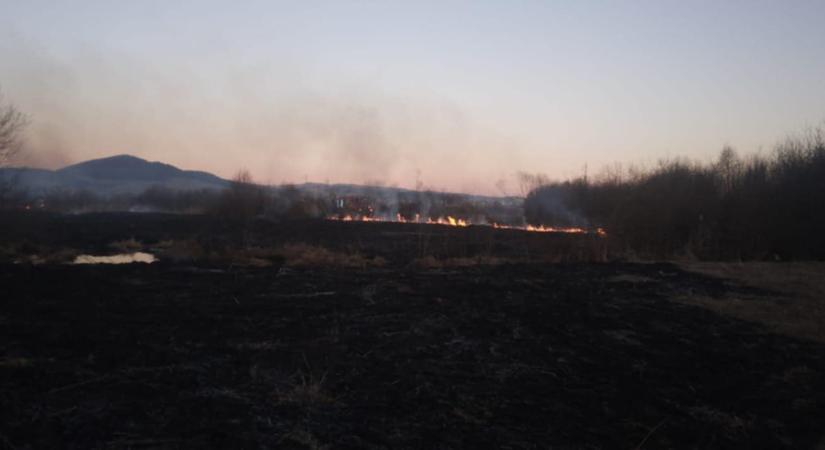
[
  {"x1": 0, "y1": 155, "x2": 229, "y2": 196},
  {"x1": 0, "y1": 154, "x2": 521, "y2": 206}
]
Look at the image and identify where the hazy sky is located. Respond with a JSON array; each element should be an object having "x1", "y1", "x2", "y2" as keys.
[{"x1": 2, "y1": 1, "x2": 824, "y2": 194}]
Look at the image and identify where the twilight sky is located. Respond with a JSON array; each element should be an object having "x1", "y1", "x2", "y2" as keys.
[{"x1": 2, "y1": 0, "x2": 824, "y2": 195}]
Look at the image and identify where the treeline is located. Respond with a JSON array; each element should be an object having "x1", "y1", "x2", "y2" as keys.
[
  {"x1": 2, "y1": 169, "x2": 524, "y2": 225},
  {"x1": 0, "y1": 185, "x2": 222, "y2": 214},
  {"x1": 212, "y1": 170, "x2": 524, "y2": 224},
  {"x1": 525, "y1": 129, "x2": 825, "y2": 259}
]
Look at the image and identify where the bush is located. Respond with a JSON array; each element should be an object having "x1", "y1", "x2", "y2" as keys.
[{"x1": 524, "y1": 127, "x2": 825, "y2": 260}]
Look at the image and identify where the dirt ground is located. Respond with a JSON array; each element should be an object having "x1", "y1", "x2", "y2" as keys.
[{"x1": 1, "y1": 213, "x2": 824, "y2": 449}]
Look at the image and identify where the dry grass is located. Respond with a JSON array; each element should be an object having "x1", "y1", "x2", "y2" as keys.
[
  {"x1": 677, "y1": 262, "x2": 825, "y2": 343},
  {"x1": 273, "y1": 371, "x2": 332, "y2": 406},
  {"x1": 278, "y1": 243, "x2": 385, "y2": 268},
  {"x1": 0, "y1": 358, "x2": 33, "y2": 369},
  {"x1": 153, "y1": 240, "x2": 273, "y2": 267},
  {"x1": 152, "y1": 240, "x2": 386, "y2": 268},
  {"x1": 109, "y1": 238, "x2": 143, "y2": 252},
  {"x1": 279, "y1": 428, "x2": 329, "y2": 450},
  {"x1": 154, "y1": 239, "x2": 208, "y2": 263},
  {"x1": 0, "y1": 242, "x2": 79, "y2": 264},
  {"x1": 411, "y1": 255, "x2": 512, "y2": 269}
]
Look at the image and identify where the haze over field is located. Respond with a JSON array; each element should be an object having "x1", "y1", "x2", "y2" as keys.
[{"x1": 2, "y1": 1, "x2": 825, "y2": 194}]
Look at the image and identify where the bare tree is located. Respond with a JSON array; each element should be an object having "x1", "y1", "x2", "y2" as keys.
[
  {"x1": 215, "y1": 169, "x2": 268, "y2": 220},
  {"x1": 0, "y1": 89, "x2": 28, "y2": 168},
  {"x1": 715, "y1": 145, "x2": 741, "y2": 195},
  {"x1": 516, "y1": 171, "x2": 549, "y2": 197}
]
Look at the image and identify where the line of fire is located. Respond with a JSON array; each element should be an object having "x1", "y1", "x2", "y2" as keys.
[{"x1": 327, "y1": 194, "x2": 606, "y2": 236}]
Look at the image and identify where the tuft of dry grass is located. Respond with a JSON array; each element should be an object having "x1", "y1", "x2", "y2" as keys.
[
  {"x1": 0, "y1": 358, "x2": 33, "y2": 369},
  {"x1": 152, "y1": 240, "x2": 385, "y2": 268},
  {"x1": 0, "y1": 243, "x2": 79, "y2": 265},
  {"x1": 278, "y1": 243, "x2": 385, "y2": 268},
  {"x1": 154, "y1": 239, "x2": 207, "y2": 263},
  {"x1": 109, "y1": 238, "x2": 143, "y2": 252},
  {"x1": 279, "y1": 428, "x2": 329, "y2": 450},
  {"x1": 273, "y1": 371, "x2": 332, "y2": 406},
  {"x1": 411, "y1": 255, "x2": 511, "y2": 269},
  {"x1": 677, "y1": 262, "x2": 825, "y2": 343},
  {"x1": 154, "y1": 240, "x2": 274, "y2": 267},
  {"x1": 0, "y1": 244, "x2": 17, "y2": 263},
  {"x1": 225, "y1": 246, "x2": 279, "y2": 267}
]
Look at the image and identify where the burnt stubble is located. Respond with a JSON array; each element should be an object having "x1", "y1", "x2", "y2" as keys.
[{"x1": 1, "y1": 213, "x2": 823, "y2": 449}]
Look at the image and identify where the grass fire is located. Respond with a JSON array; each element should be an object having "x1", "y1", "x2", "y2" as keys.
[
  {"x1": 328, "y1": 213, "x2": 605, "y2": 235},
  {"x1": 2, "y1": 3, "x2": 825, "y2": 449}
]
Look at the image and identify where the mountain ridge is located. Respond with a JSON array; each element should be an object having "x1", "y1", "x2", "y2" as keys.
[
  {"x1": 1, "y1": 154, "x2": 229, "y2": 196},
  {"x1": 1, "y1": 154, "x2": 520, "y2": 204}
]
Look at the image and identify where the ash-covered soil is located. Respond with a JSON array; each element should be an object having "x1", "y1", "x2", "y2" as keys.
[{"x1": 1, "y1": 214, "x2": 824, "y2": 449}]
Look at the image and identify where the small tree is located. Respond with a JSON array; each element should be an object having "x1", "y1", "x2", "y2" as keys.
[
  {"x1": 216, "y1": 169, "x2": 267, "y2": 220},
  {"x1": 0, "y1": 89, "x2": 27, "y2": 168},
  {"x1": 0, "y1": 90, "x2": 28, "y2": 210}
]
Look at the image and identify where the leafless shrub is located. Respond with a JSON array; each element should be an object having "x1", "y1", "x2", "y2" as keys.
[
  {"x1": 524, "y1": 125, "x2": 825, "y2": 259},
  {"x1": 0, "y1": 89, "x2": 27, "y2": 168},
  {"x1": 0, "y1": 90, "x2": 28, "y2": 210},
  {"x1": 214, "y1": 169, "x2": 268, "y2": 220}
]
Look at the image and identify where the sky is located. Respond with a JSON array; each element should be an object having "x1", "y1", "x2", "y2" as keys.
[{"x1": 2, "y1": 0, "x2": 824, "y2": 195}]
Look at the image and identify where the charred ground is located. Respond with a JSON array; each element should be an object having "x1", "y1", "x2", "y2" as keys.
[{"x1": 1, "y1": 213, "x2": 824, "y2": 449}]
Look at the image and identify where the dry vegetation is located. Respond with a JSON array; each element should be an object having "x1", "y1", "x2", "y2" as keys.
[
  {"x1": 153, "y1": 239, "x2": 386, "y2": 269},
  {"x1": 526, "y1": 129, "x2": 825, "y2": 260},
  {"x1": 411, "y1": 255, "x2": 511, "y2": 268},
  {"x1": 273, "y1": 370, "x2": 333, "y2": 406},
  {"x1": 677, "y1": 262, "x2": 825, "y2": 343},
  {"x1": 109, "y1": 237, "x2": 144, "y2": 252},
  {"x1": 0, "y1": 242, "x2": 79, "y2": 265},
  {"x1": 278, "y1": 243, "x2": 386, "y2": 269}
]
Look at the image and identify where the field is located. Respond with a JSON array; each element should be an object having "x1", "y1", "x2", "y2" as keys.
[{"x1": 1, "y1": 213, "x2": 824, "y2": 449}]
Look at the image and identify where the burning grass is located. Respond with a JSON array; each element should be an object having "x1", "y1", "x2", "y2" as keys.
[{"x1": 328, "y1": 214, "x2": 605, "y2": 235}]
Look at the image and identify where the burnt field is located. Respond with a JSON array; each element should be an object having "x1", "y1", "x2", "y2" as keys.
[{"x1": 1, "y1": 213, "x2": 824, "y2": 449}]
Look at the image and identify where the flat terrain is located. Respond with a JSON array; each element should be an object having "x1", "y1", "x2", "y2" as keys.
[{"x1": 1, "y1": 213, "x2": 824, "y2": 449}]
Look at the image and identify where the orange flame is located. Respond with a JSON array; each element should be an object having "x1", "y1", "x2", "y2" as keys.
[{"x1": 328, "y1": 215, "x2": 605, "y2": 236}]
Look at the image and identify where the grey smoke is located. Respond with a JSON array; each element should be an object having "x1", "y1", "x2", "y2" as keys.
[{"x1": 0, "y1": 33, "x2": 524, "y2": 195}]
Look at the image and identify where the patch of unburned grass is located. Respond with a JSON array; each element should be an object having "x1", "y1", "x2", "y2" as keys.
[{"x1": 677, "y1": 262, "x2": 825, "y2": 343}]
